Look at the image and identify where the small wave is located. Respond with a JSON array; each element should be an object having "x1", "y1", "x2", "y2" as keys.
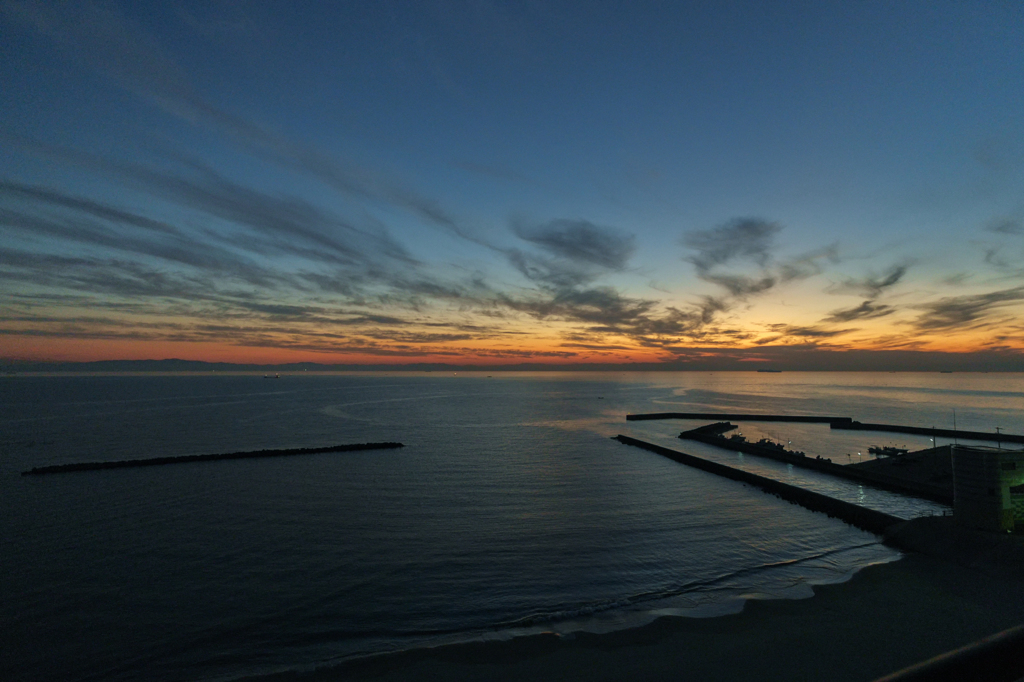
[
  {"x1": 497, "y1": 541, "x2": 891, "y2": 630},
  {"x1": 258, "y1": 542, "x2": 900, "y2": 671},
  {"x1": 230, "y1": 544, "x2": 901, "y2": 682}
]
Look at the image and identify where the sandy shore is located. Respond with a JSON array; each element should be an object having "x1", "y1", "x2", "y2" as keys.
[{"x1": 258, "y1": 519, "x2": 1024, "y2": 682}]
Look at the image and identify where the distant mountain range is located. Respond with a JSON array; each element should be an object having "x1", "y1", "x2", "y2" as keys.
[
  {"x1": 1, "y1": 358, "x2": 624, "y2": 373},
  {"x1": 2, "y1": 351, "x2": 1024, "y2": 373},
  {"x1": 1, "y1": 359, "x2": 459, "y2": 373}
]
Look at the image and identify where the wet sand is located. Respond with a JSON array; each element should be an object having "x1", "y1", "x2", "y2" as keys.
[{"x1": 256, "y1": 520, "x2": 1024, "y2": 682}]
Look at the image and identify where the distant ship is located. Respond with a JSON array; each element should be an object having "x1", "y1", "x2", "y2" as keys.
[
  {"x1": 868, "y1": 445, "x2": 909, "y2": 457},
  {"x1": 263, "y1": 373, "x2": 280, "y2": 379}
]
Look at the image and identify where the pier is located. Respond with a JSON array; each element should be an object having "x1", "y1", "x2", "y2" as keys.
[
  {"x1": 613, "y1": 435, "x2": 903, "y2": 535},
  {"x1": 626, "y1": 412, "x2": 1024, "y2": 445},
  {"x1": 21, "y1": 442, "x2": 405, "y2": 475},
  {"x1": 678, "y1": 423, "x2": 952, "y2": 504}
]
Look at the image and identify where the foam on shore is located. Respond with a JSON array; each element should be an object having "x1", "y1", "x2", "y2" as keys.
[{"x1": 246, "y1": 522, "x2": 1024, "y2": 682}]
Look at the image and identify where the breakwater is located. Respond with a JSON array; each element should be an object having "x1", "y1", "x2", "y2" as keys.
[
  {"x1": 627, "y1": 412, "x2": 1023, "y2": 444},
  {"x1": 831, "y1": 420, "x2": 1024, "y2": 444},
  {"x1": 614, "y1": 435, "x2": 902, "y2": 534},
  {"x1": 679, "y1": 424, "x2": 952, "y2": 504},
  {"x1": 21, "y1": 442, "x2": 405, "y2": 475},
  {"x1": 628, "y1": 412, "x2": 839, "y2": 424}
]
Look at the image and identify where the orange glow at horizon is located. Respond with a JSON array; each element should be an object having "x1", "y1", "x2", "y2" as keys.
[
  {"x1": 3, "y1": 328, "x2": 1021, "y2": 366},
  {"x1": 0, "y1": 335, "x2": 669, "y2": 365}
]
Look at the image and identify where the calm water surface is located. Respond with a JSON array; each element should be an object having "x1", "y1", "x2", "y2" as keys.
[{"x1": 2, "y1": 372, "x2": 1020, "y2": 682}]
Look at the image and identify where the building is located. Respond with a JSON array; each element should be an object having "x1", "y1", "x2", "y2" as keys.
[{"x1": 952, "y1": 445, "x2": 1024, "y2": 532}]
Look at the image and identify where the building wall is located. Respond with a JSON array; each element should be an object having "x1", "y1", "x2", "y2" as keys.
[
  {"x1": 952, "y1": 447, "x2": 1024, "y2": 532},
  {"x1": 1012, "y1": 493, "x2": 1024, "y2": 528}
]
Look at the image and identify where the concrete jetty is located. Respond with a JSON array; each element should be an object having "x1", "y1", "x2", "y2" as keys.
[
  {"x1": 613, "y1": 435, "x2": 903, "y2": 535},
  {"x1": 678, "y1": 423, "x2": 952, "y2": 504},
  {"x1": 21, "y1": 442, "x2": 405, "y2": 476},
  {"x1": 626, "y1": 412, "x2": 1024, "y2": 445}
]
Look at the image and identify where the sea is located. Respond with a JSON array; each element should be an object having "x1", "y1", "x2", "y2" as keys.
[{"x1": 2, "y1": 371, "x2": 1020, "y2": 682}]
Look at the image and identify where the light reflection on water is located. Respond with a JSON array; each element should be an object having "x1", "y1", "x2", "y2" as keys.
[{"x1": 624, "y1": 418, "x2": 951, "y2": 519}]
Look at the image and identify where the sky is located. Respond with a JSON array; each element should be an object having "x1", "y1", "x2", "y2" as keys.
[{"x1": 2, "y1": 1, "x2": 1024, "y2": 368}]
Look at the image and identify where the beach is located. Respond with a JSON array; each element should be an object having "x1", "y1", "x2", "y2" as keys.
[{"x1": 263, "y1": 520, "x2": 1024, "y2": 682}]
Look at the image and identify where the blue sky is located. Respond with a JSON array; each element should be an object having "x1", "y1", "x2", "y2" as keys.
[{"x1": 2, "y1": 1, "x2": 1023, "y2": 367}]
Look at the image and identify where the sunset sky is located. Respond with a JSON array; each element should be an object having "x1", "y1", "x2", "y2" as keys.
[{"x1": 2, "y1": 1, "x2": 1023, "y2": 368}]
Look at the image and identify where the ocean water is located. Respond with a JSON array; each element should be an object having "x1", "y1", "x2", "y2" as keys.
[{"x1": 1, "y1": 371, "x2": 1020, "y2": 682}]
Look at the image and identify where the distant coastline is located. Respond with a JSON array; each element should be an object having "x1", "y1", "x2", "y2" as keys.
[{"x1": 3, "y1": 357, "x2": 1023, "y2": 373}]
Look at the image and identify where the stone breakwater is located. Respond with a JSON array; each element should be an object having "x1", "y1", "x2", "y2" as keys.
[
  {"x1": 613, "y1": 435, "x2": 902, "y2": 535},
  {"x1": 21, "y1": 442, "x2": 405, "y2": 475}
]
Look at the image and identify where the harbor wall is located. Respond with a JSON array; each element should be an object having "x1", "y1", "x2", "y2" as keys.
[
  {"x1": 626, "y1": 413, "x2": 1023, "y2": 445},
  {"x1": 613, "y1": 435, "x2": 903, "y2": 535},
  {"x1": 678, "y1": 424, "x2": 952, "y2": 504},
  {"x1": 831, "y1": 421, "x2": 1024, "y2": 445}
]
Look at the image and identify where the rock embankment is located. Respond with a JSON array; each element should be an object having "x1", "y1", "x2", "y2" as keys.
[{"x1": 22, "y1": 442, "x2": 405, "y2": 475}]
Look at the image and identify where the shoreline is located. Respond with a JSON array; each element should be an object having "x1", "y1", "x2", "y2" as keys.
[{"x1": 251, "y1": 519, "x2": 1024, "y2": 682}]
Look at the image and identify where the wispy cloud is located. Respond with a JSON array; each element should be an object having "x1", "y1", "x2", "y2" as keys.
[
  {"x1": 6, "y1": 2, "x2": 731, "y2": 360},
  {"x1": 912, "y1": 286, "x2": 1024, "y2": 331},
  {"x1": 830, "y1": 263, "x2": 911, "y2": 298},
  {"x1": 777, "y1": 245, "x2": 840, "y2": 282},
  {"x1": 754, "y1": 324, "x2": 857, "y2": 345},
  {"x1": 818, "y1": 262, "x2": 910, "y2": 330},
  {"x1": 0, "y1": 172, "x2": 512, "y2": 355},
  {"x1": 513, "y1": 218, "x2": 635, "y2": 270},
  {"x1": 3, "y1": 0, "x2": 481, "y2": 246},
  {"x1": 822, "y1": 300, "x2": 896, "y2": 323},
  {"x1": 499, "y1": 286, "x2": 654, "y2": 328},
  {"x1": 120, "y1": 161, "x2": 416, "y2": 266},
  {"x1": 680, "y1": 218, "x2": 837, "y2": 337},
  {"x1": 492, "y1": 216, "x2": 845, "y2": 353},
  {"x1": 504, "y1": 249, "x2": 594, "y2": 289},
  {"x1": 698, "y1": 273, "x2": 777, "y2": 297},
  {"x1": 0, "y1": 161, "x2": 495, "y2": 318},
  {"x1": 682, "y1": 219, "x2": 837, "y2": 302},
  {"x1": 682, "y1": 217, "x2": 780, "y2": 272},
  {"x1": 4, "y1": 2, "x2": 1024, "y2": 364},
  {"x1": 0, "y1": 182, "x2": 286, "y2": 287},
  {"x1": 986, "y1": 217, "x2": 1023, "y2": 235}
]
